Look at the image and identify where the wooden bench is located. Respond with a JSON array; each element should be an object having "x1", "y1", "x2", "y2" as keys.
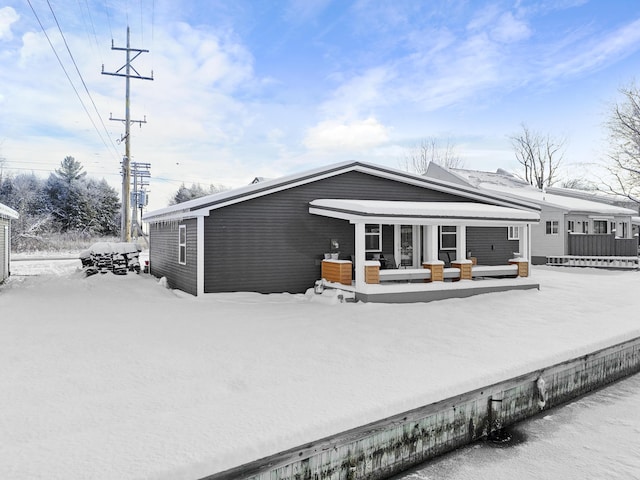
[
  {"x1": 471, "y1": 264, "x2": 518, "y2": 278},
  {"x1": 378, "y1": 267, "x2": 462, "y2": 282},
  {"x1": 379, "y1": 268, "x2": 431, "y2": 282},
  {"x1": 443, "y1": 267, "x2": 461, "y2": 279}
]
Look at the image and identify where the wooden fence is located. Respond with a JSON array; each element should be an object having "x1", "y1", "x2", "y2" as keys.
[{"x1": 568, "y1": 233, "x2": 638, "y2": 256}]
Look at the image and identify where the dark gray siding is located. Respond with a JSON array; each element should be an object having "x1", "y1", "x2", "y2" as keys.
[
  {"x1": 149, "y1": 218, "x2": 198, "y2": 295},
  {"x1": 204, "y1": 171, "x2": 476, "y2": 294},
  {"x1": 568, "y1": 234, "x2": 638, "y2": 256},
  {"x1": 466, "y1": 226, "x2": 520, "y2": 265}
]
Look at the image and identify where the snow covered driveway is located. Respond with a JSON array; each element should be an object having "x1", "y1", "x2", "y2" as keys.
[{"x1": 1, "y1": 260, "x2": 640, "y2": 479}]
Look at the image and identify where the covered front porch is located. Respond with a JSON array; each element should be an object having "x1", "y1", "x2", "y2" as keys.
[{"x1": 310, "y1": 199, "x2": 540, "y2": 303}]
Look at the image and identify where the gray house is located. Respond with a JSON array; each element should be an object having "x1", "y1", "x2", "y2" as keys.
[
  {"x1": 0, "y1": 202, "x2": 18, "y2": 284},
  {"x1": 143, "y1": 161, "x2": 540, "y2": 298}
]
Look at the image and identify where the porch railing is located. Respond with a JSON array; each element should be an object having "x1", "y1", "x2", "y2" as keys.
[
  {"x1": 546, "y1": 255, "x2": 639, "y2": 269},
  {"x1": 568, "y1": 233, "x2": 638, "y2": 256}
]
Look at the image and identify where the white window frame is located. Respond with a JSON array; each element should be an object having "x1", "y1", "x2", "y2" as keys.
[
  {"x1": 178, "y1": 224, "x2": 187, "y2": 265},
  {"x1": 439, "y1": 225, "x2": 457, "y2": 250},
  {"x1": 545, "y1": 220, "x2": 559, "y2": 235},
  {"x1": 508, "y1": 226, "x2": 520, "y2": 240},
  {"x1": 567, "y1": 220, "x2": 575, "y2": 233},
  {"x1": 365, "y1": 224, "x2": 382, "y2": 252},
  {"x1": 593, "y1": 220, "x2": 608, "y2": 234}
]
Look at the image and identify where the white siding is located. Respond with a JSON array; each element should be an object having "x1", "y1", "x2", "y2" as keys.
[{"x1": 531, "y1": 207, "x2": 565, "y2": 257}]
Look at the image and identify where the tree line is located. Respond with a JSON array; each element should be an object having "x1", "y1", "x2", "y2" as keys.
[{"x1": 0, "y1": 156, "x2": 120, "y2": 249}]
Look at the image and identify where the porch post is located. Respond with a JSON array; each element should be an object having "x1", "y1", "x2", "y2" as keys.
[
  {"x1": 518, "y1": 225, "x2": 529, "y2": 260},
  {"x1": 424, "y1": 225, "x2": 438, "y2": 261},
  {"x1": 197, "y1": 215, "x2": 205, "y2": 296},
  {"x1": 456, "y1": 225, "x2": 467, "y2": 261},
  {"x1": 354, "y1": 222, "x2": 366, "y2": 289}
]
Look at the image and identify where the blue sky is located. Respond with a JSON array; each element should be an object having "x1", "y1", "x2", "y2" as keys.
[{"x1": 1, "y1": 0, "x2": 640, "y2": 209}]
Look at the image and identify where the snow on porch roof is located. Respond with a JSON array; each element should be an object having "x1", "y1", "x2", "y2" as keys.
[{"x1": 309, "y1": 199, "x2": 540, "y2": 225}]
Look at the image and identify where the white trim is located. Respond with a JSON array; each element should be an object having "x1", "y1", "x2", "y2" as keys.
[
  {"x1": 0, "y1": 203, "x2": 18, "y2": 220},
  {"x1": 197, "y1": 216, "x2": 204, "y2": 296},
  {"x1": 508, "y1": 225, "x2": 520, "y2": 240},
  {"x1": 3, "y1": 224, "x2": 8, "y2": 279},
  {"x1": 354, "y1": 223, "x2": 365, "y2": 289},
  {"x1": 178, "y1": 224, "x2": 187, "y2": 265},
  {"x1": 365, "y1": 224, "x2": 382, "y2": 252},
  {"x1": 456, "y1": 225, "x2": 466, "y2": 262},
  {"x1": 440, "y1": 225, "x2": 457, "y2": 251}
]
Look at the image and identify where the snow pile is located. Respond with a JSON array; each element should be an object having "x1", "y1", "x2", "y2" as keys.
[{"x1": 1, "y1": 263, "x2": 639, "y2": 479}]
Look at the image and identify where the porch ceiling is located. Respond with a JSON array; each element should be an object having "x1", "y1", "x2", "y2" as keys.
[{"x1": 309, "y1": 199, "x2": 540, "y2": 226}]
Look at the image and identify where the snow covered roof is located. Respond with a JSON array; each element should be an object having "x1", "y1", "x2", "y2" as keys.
[
  {"x1": 0, "y1": 202, "x2": 18, "y2": 220},
  {"x1": 143, "y1": 161, "x2": 540, "y2": 223},
  {"x1": 442, "y1": 167, "x2": 638, "y2": 216},
  {"x1": 309, "y1": 199, "x2": 540, "y2": 225}
]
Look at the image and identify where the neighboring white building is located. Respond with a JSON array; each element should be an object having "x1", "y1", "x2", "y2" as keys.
[
  {"x1": 426, "y1": 163, "x2": 640, "y2": 264},
  {"x1": 0, "y1": 202, "x2": 19, "y2": 283}
]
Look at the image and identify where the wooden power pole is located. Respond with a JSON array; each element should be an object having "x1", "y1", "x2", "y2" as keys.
[{"x1": 102, "y1": 26, "x2": 153, "y2": 242}]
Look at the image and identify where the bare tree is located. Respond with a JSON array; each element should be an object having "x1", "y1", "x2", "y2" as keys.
[
  {"x1": 400, "y1": 137, "x2": 463, "y2": 175},
  {"x1": 509, "y1": 124, "x2": 566, "y2": 189},
  {"x1": 602, "y1": 82, "x2": 640, "y2": 204}
]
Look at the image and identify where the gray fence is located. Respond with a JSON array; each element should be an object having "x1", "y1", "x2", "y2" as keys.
[{"x1": 568, "y1": 233, "x2": 638, "y2": 256}]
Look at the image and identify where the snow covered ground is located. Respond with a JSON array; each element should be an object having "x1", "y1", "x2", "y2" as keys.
[
  {"x1": 397, "y1": 372, "x2": 640, "y2": 480},
  {"x1": 1, "y1": 257, "x2": 640, "y2": 479}
]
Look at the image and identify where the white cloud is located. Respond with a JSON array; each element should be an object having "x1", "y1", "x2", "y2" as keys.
[
  {"x1": 490, "y1": 12, "x2": 531, "y2": 43},
  {"x1": 542, "y1": 17, "x2": 640, "y2": 80},
  {"x1": 304, "y1": 116, "x2": 390, "y2": 151},
  {"x1": 319, "y1": 67, "x2": 396, "y2": 119},
  {"x1": 0, "y1": 7, "x2": 19, "y2": 41}
]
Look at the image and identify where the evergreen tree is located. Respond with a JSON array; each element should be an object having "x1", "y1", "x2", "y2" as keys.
[{"x1": 170, "y1": 182, "x2": 228, "y2": 205}]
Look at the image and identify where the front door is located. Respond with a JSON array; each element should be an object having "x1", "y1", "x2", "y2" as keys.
[{"x1": 396, "y1": 225, "x2": 420, "y2": 268}]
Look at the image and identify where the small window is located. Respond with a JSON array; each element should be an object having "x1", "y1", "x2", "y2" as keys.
[
  {"x1": 440, "y1": 226, "x2": 457, "y2": 250},
  {"x1": 621, "y1": 222, "x2": 628, "y2": 238},
  {"x1": 365, "y1": 224, "x2": 381, "y2": 251},
  {"x1": 567, "y1": 221, "x2": 575, "y2": 233},
  {"x1": 593, "y1": 220, "x2": 607, "y2": 234},
  {"x1": 508, "y1": 226, "x2": 519, "y2": 240},
  {"x1": 582, "y1": 222, "x2": 589, "y2": 234},
  {"x1": 178, "y1": 225, "x2": 186, "y2": 265},
  {"x1": 545, "y1": 220, "x2": 559, "y2": 235}
]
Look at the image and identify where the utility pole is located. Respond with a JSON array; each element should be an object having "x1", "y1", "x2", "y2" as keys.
[
  {"x1": 102, "y1": 26, "x2": 153, "y2": 242},
  {"x1": 131, "y1": 162, "x2": 151, "y2": 237}
]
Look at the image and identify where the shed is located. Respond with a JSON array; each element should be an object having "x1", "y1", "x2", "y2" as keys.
[{"x1": 0, "y1": 202, "x2": 19, "y2": 284}]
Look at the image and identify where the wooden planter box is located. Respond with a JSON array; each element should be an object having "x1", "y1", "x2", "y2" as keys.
[{"x1": 321, "y1": 260, "x2": 352, "y2": 285}]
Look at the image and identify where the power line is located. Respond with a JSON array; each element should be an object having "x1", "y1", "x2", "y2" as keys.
[
  {"x1": 45, "y1": 0, "x2": 120, "y2": 159},
  {"x1": 103, "y1": 0, "x2": 114, "y2": 41},
  {"x1": 25, "y1": 0, "x2": 120, "y2": 161}
]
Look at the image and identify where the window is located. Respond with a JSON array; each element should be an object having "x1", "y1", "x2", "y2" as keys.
[
  {"x1": 508, "y1": 226, "x2": 520, "y2": 240},
  {"x1": 593, "y1": 220, "x2": 607, "y2": 234},
  {"x1": 365, "y1": 224, "x2": 381, "y2": 251},
  {"x1": 582, "y1": 222, "x2": 589, "y2": 234},
  {"x1": 440, "y1": 226, "x2": 457, "y2": 250},
  {"x1": 178, "y1": 225, "x2": 186, "y2": 265},
  {"x1": 545, "y1": 220, "x2": 559, "y2": 235},
  {"x1": 567, "y1": 221, "x2": 575, "y2": 233},
  {"x1": 621, "y1": 222, "x2": 628, "y2": 238}
]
